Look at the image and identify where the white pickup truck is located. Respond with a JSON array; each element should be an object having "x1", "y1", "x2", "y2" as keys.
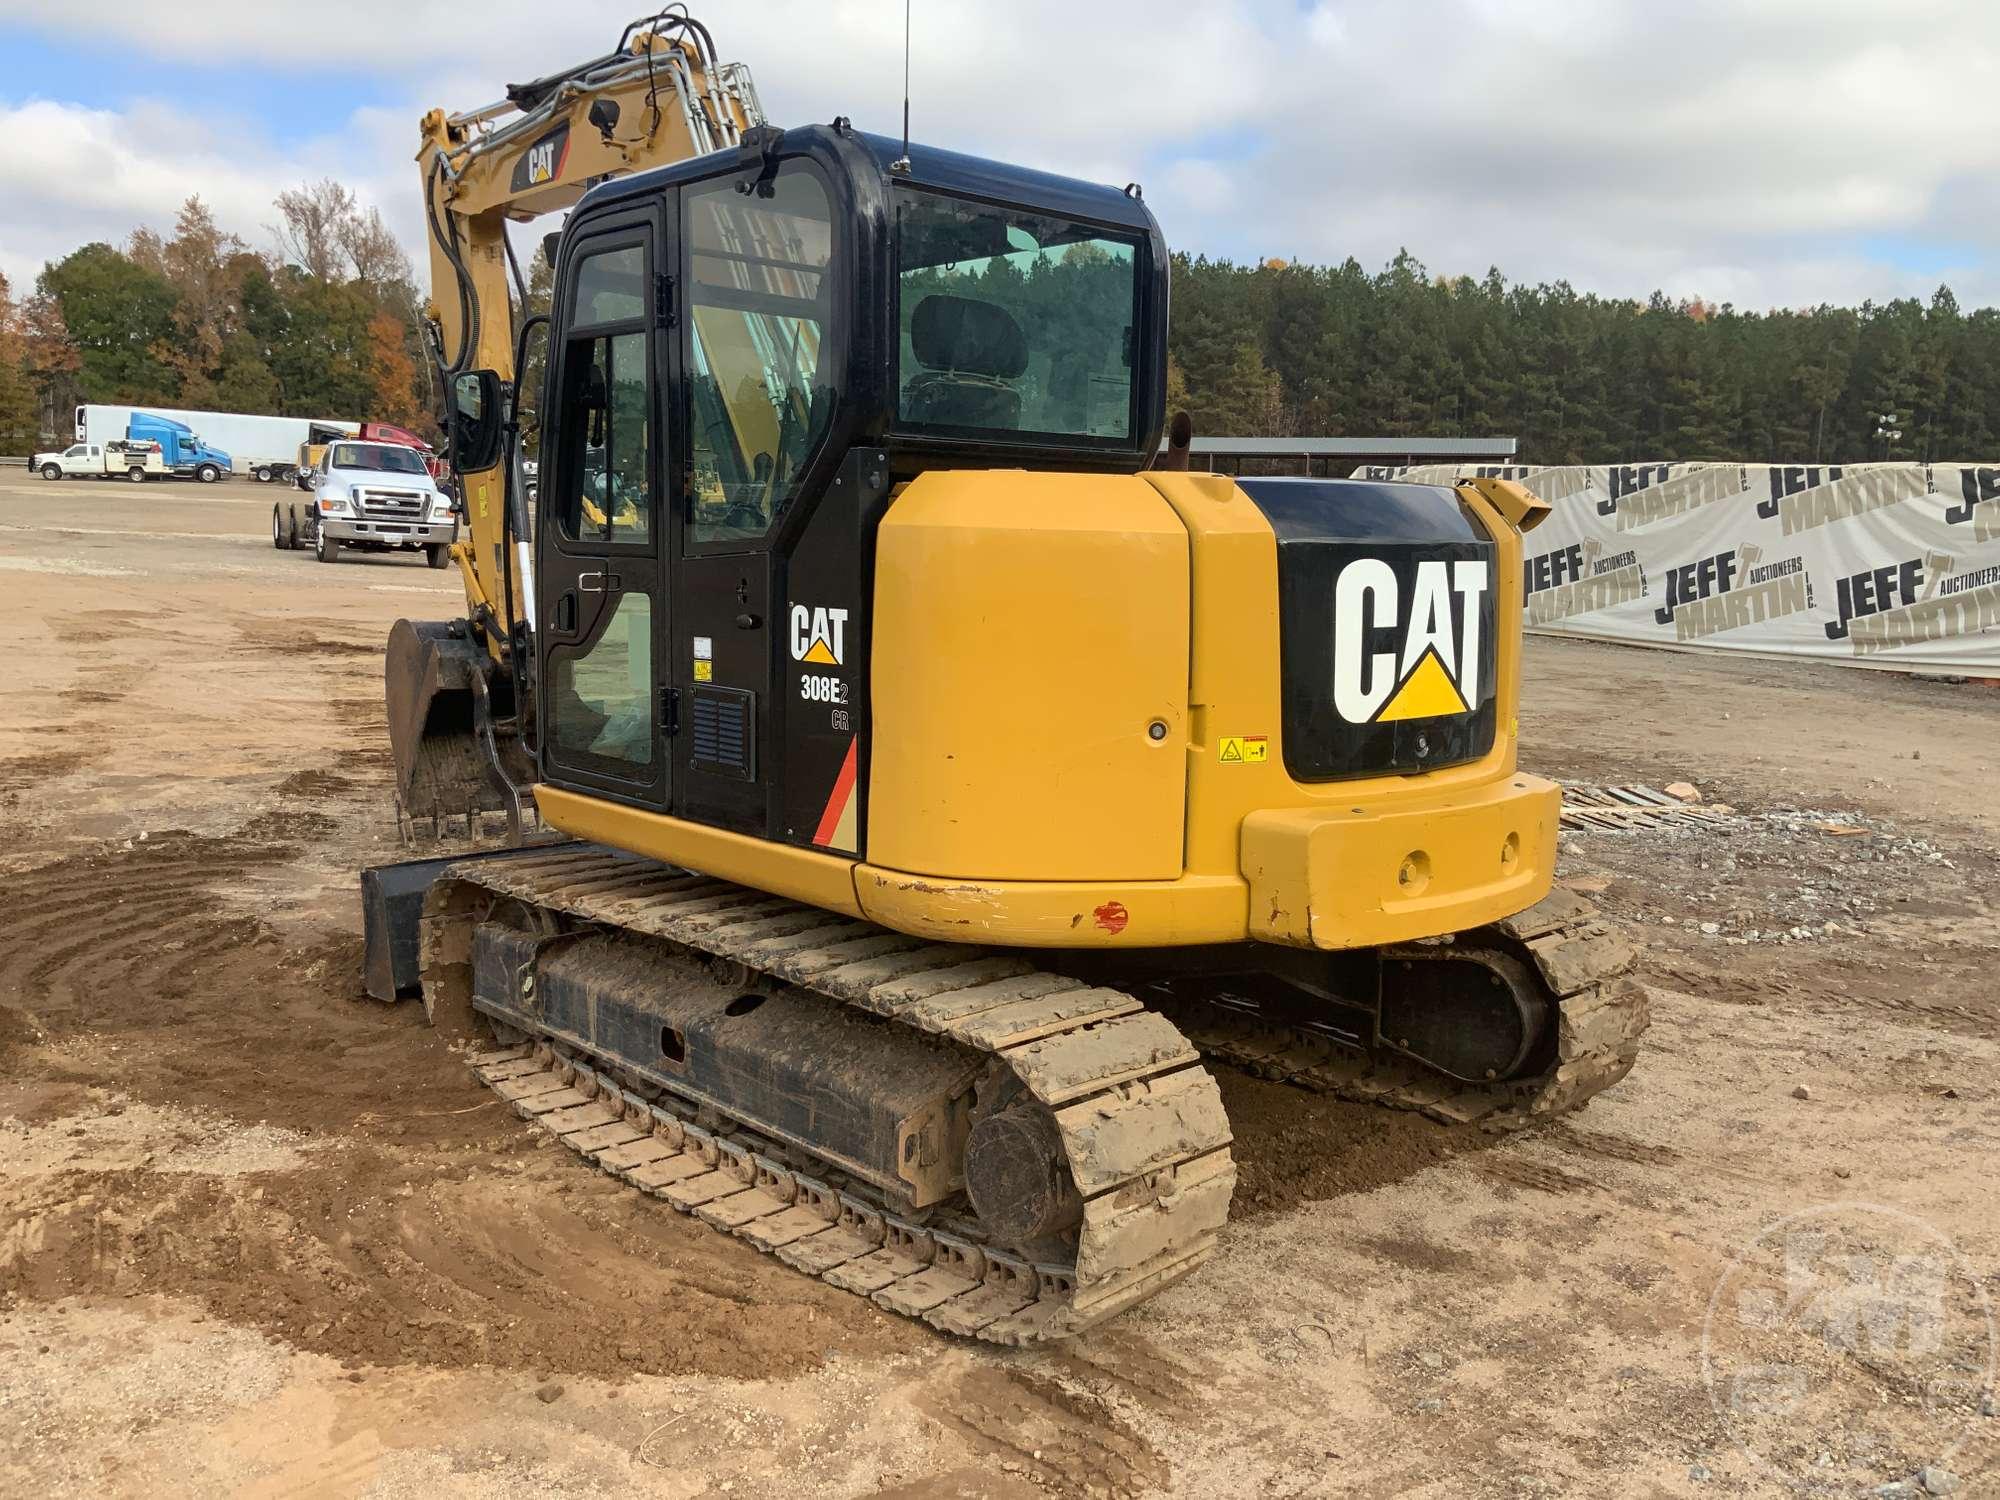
[
  {"x1": 271, "y1": 439, "x2": 457, "y2": 566},
  {"x1": 33, "y1": 441, "x2": 167, "y2": 482}
]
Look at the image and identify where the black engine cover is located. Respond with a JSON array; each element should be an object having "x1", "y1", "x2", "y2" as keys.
[{"x1": 1237, "y1": 479, "x2": 1498, "y2": 781}]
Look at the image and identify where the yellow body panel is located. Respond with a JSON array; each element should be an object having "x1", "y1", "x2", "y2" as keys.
[
  {"x1": 1122, "y1": 471, "x2": 1549, "y2": 948},
  {"x1": 1241, "y1": 774, "x2": 1561, "y2": 948},
  {"x1": 541, "y1": 471, "x2": 1555, "y2": 953},
  {"x1": 533, "y1": 785, "x2": 864, "y2": 917},
  {"x1": 854, "y1": 867, "x2": 1245, "y2": 947},
  {"x1": 853, "y1": 772, "x2": 1555, "y2": 950},
  {"x1": 867, "y1": 471, "x2": 1190, "y2": 882},
  {"x1": 847, "y1": 471, "x2": 1554, "y2": 950}
]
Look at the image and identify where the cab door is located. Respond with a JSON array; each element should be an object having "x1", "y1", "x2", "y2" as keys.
[
  {"x1": 536, "y1": 207, "x2": 672, "y2": 808},
  {"x1": 671, "y1": 161, "x2": 840, "y2": 841}
]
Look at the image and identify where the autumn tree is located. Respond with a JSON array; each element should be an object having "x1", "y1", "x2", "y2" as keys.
[
  {"x1": 19, "y1": 287, "x2": 81, "y2": 445},
  {"x1": 366, "y1": 310, "x2": 424, "y2": 427},
  {"x1": 0, "y1": 273, "x2": 39, "y2": 452},
  {"x1": 132, "y1": 197, "x2": 254, "y2": 407},
  {"x1": 17, "y1": 179, "x2": 433, "y2": 436},
  {"x1": 272, "y1": 179, "x2": 358, "y2": 283},
  {"x1": 342, "y1": 207, "x2": 418, "y2": 312},
  {"x1": 270, "y1": 178, "x2": 429, "y2": 431}
]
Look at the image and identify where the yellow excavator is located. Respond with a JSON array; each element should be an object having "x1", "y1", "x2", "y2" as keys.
[{"x1": 364, "y1": 12, "x2": 1647, "y2": 1343}]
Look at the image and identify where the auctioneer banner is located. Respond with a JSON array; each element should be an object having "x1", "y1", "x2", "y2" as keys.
[{"x1": 1380, "y1": 463, "x2": 2000, "y2": 675}]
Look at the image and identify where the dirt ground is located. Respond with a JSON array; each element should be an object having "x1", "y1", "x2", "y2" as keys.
[{"x1": 2, "y1": 470, "x2": 1997, "y2": 1498}]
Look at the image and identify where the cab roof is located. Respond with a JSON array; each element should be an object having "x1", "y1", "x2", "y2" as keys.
[
  {"x1": 848, "y1": 131, "x2": 1153, "y2": 230},
  {"x1": 581, "y1": 122, "x2": 1155, "y2": 232}
]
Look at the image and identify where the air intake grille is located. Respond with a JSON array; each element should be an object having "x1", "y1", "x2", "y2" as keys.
[
  {"x1": 356, "y1": 488, "x2": 427, "y2": 519},
  {"x1": 689, "y1": 686, "x2": 755, "y2": 780}
]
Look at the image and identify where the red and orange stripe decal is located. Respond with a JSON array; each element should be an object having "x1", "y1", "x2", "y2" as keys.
[{"x1": 811, "y1": 736, "x2": 859, "y2": 851}]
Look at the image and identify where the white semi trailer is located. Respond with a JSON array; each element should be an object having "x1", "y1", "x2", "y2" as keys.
[{"x1": 74, "y1": 405, "x2": 361, "y2": 482}]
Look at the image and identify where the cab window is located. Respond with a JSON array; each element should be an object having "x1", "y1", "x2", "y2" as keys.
[
  {"x1": 894, "y1": 189, "x2": 1139, "y2": 443},
  {"x1": 554, "y1": 239, "x2": 653, "y2": 545},
  {"x1": 569, "y1": 245, "x2": 645, "y2": 324},
  {"x1": 682, "y1": 163, "x2": 835, "y2": 547}
]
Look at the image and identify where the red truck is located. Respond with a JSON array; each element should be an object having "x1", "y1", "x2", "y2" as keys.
[{"x1": 359, "y1": 423, "x2": 447, "y2": 484}]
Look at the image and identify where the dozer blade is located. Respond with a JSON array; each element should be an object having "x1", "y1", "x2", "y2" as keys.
[{"x1": 359, "y1": 842, "x2": 578, "y2": 1002}]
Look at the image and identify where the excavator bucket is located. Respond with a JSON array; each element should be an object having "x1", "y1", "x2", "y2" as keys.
[{"x1": 384, "y1": 618, "x2": 525, "y2": 831}]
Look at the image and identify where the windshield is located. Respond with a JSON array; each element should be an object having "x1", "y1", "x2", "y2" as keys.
[
  {"x1": 895, "y1": 189, "x2": 1139, "y2": 443},
  {"x1": 329, "y1": 443, "x2": 426, "y2": 475}
]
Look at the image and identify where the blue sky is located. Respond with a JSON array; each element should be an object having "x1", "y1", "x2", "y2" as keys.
[
  {"x1": 1853, "y1": 235, "x2": 1983, "y2": 286},
  {"x1": 2, "y1": 0, "x2": 1996, "y2": 310},
  {"x1": 1, "y1": 26, "x2": 401, "y2": 147}
]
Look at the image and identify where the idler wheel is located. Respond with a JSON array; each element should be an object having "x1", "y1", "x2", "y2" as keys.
[{"x1": 964, "y1": 1105, "x2": 1083, "y2": 1243}]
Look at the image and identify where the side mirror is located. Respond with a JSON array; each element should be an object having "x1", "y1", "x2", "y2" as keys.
[
  {"x1": 541, "y1": 231, "x2": 562, "y2": 270},
  {"x1": 451, "y1": 370, "x2": 504, "y2": 473},
  {"x1": 299, "y1": 466, "x2": 315, "y2": 482}
]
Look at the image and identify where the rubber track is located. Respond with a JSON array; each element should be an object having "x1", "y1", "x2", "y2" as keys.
[
  {"x1": 1161, "y1": 886, "x2": 1651, "y2": 1130},
  {"x1": 425, "y1": 849, "x2": 1237, "y2": 1344}
]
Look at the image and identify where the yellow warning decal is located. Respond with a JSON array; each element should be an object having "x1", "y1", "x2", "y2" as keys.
[
  {"x1": 1374, "y1": 646, "x2": 1471, "y2": 722},
  {"x1": 800, "y1": 638, "x2": 839, "y2": 666},
  {"x1": 1218, "y1": 735, "x2": 1269, "y2": 764},
  {"x1": 693, "y1": 659, "x2": 714, "y2": 682}
]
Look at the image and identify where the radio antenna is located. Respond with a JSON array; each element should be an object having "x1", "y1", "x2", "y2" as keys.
[{"x1": 892, "y1": 0, "x2": 912, "y2": 173}]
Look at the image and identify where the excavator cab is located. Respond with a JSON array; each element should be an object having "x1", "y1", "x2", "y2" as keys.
[
  {"x1": 387, "y1": 123, "x2": 1166, "y2": 839},
  {"x1": 513, "y1": 125, "x2": 1166, "y2": 855}
]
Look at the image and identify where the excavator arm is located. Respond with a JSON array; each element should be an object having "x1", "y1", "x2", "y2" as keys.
[{"x1": 389, "y1": 13, "x2": 761, "y2": 831}]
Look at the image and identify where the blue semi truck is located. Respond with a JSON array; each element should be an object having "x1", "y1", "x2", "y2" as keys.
[{"x1": 125, "y1": 412, "x2": 233, "y2": 482}]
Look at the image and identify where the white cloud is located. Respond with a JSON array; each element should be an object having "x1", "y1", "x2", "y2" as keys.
[
  {"x1": 2, "y1": 0, "x2": 1999, "y2": 311},
  {"x1": 0, "y1": 95, "x2": 418, "y2": 294}
]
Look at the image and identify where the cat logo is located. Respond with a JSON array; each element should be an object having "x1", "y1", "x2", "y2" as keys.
[
  {"x1": 509, "y1": 122, "x2": 572, "y2": 193},
  {"x1": 789, "y1": 603, "x2": 848, "y2": 667},
  {"x1": 1332, "y1": 557, "x2": 1488, "y2": 725}
]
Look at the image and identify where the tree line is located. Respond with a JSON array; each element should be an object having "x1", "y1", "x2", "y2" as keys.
[
  {"x1": 1168, "y1": 250, "x2": 2000, "y2": 463},
  {"x1": 7, "y1": 198, "x2": 1999, "y2": 465},
  {"x1": 0, "y1": 185, "x2": 427, "y2": 455}
]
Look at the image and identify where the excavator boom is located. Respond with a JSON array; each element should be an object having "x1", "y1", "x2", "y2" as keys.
[{"x1": 391, "y1": 17, "x2": 761, "y2": 828}]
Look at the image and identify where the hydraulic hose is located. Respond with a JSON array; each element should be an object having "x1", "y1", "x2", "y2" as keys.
[{"x1": 426, "y1": 154, "x2": 480, "y2": 381}]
